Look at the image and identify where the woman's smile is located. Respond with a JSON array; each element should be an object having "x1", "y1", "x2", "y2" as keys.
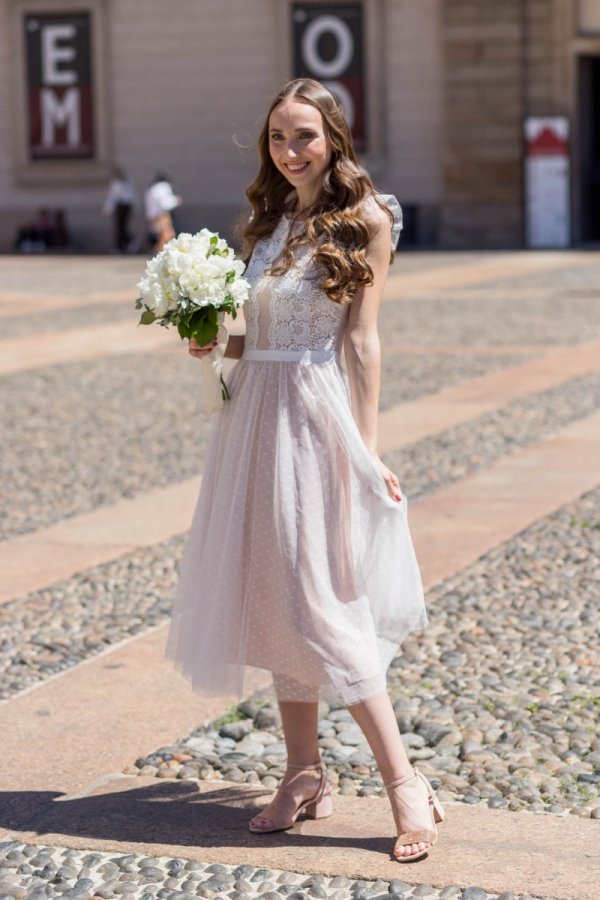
[{"x1": 283, "y1": 161, "x2": 311, "y2": 174}]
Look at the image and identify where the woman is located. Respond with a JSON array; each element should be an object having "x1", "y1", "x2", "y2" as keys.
[{"x1": 165, "y1": 78, "x2": 445, "y2": 862}]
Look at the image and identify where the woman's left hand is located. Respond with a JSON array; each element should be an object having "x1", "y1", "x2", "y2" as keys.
[{"x1": 370, "y1": 453, "x2": 403, "y2": 502}]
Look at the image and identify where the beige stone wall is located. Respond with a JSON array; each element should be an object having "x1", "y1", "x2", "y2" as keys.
[
  {"x1": 383, "y1": 0, "x2": 444, "y2": 244},
  {"x1": 439, "y1": 0, "x2": 525, "y2": 248}
]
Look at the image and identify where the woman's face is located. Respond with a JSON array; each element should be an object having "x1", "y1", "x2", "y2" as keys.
[{"x1": 268, "y1": 100, "x2": 333, "y2": 199}]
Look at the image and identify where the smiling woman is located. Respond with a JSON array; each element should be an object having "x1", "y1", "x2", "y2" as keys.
[
  {"x1": 268, "y1": 103, "x2": 333, "y2": 204},
  {"x1": 165, "y1": 77, "x2": 444, "y2": 863}
]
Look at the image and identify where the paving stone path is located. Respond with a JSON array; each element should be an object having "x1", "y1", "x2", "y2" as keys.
[{"x1": 1, "y1": 252, "x2": 598, "y2": 900}]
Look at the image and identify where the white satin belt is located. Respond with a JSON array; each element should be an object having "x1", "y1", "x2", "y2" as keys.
[{"x1": 242, "y1": 348, "x2": 340, "y2": 364}]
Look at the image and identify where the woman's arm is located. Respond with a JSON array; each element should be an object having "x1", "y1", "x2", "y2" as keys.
[
  {"x1": 224, "y1": 334, "x2": 245, "y2": 359},
  {"x1": 343, "y1": 207, "x2": 403, "y2": 501}
]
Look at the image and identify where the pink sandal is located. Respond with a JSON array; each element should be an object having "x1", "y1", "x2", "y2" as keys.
[
  {"x1": 248, "y1": 761, "x2": 333, "y2": 833},
  {"x1": 385, "y1": 766, "x2": 445, "y2": 862}
]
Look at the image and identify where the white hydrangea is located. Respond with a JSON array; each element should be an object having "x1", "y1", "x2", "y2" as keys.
[{"x1": 136, "y1": 229, "x2": 249, "y2": 317}]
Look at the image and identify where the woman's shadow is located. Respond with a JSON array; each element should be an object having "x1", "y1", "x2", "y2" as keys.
[{"x1": 0, "y1": 781, "x2": 389, "y2": 855}]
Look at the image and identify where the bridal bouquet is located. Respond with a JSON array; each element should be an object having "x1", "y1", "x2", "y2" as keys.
[{"x1": 136, "y1": 230, "x2": 250, "y2": 415}]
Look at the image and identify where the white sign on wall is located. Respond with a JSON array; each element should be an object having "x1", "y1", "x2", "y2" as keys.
[{"x1": 524, "y1": 117, "x2": 570, "y2": 248}]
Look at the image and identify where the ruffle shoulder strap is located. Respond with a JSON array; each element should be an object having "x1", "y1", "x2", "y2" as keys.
[{"x1": 375, "y1": 192, "x2": 403, "y2": 249}]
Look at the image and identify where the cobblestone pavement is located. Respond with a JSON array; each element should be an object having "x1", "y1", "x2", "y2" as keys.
[
  {"x1": 1, "y1": 253, "x2": 598, "y2": 900},
  {"x1": 379, "y1": 290, "x2": 599, "y2": 346},
  {"x1": 0, "y1": 839, "x2": 550, "y2": 900},
  {"x1": 3, "y1": 378, "x2": 599, "y2": 699},
  {"x1": 122, "y1": 489, "x2": 600, "y2": 821}
]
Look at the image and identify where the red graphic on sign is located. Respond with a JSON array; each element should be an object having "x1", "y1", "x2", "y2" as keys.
[{"x1": 527, "y1": 126, "x2": 568, "y2": 157}]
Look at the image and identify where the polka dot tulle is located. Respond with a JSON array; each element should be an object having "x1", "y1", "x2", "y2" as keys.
[{"x1": 164, "y1": 195, "x2": 427, "y2": 705}]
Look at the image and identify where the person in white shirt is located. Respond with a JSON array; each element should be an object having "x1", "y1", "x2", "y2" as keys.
[
  {"x1": 144, "y1": 172, "x2": 182, "y2": 252},
  {"x1": 102, "y1": 166, "x2": 138, "y2": 253}
]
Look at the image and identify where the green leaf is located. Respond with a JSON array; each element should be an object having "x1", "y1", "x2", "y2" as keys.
[
  {"x1": 225, "y1": 270, "x2": 235, "y2": 284},
  {"x1": 209, "y1": 235, "x2": 218, "y2": 245},
  {"x1": 138, "y1": 309, "x2": 156, "y2": 326},
  {"x1": 190, "y1": 317, "x2": 218, "y2": 346}
]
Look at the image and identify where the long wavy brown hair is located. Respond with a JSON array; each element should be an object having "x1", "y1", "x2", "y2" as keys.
[{"x1": 239, "y1": 79, "x2": 395, "y2": 305}]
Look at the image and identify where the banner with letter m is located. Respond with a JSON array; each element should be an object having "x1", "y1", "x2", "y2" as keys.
[{"x1": 25, "y1": 12, "x2": 94, "y2": 159}]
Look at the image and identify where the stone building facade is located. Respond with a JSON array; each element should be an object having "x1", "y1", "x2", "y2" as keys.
[{"x1": 0, "y1": 0, "x2": 599, "y2": 251}]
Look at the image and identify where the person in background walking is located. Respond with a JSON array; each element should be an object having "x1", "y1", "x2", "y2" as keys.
[
  {"x1": 144, "y1": 172, "x2": 182, "y2": 253},
  {"x1": 102, "y1": 166, "x2": 138, "y2": 253}
]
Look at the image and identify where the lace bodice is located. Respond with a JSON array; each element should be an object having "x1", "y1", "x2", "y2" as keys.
[{"x1": 243, "y1": 193, "x2": 402, "y2": 353}]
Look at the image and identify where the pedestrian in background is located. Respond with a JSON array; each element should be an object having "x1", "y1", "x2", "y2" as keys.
[
  {"x1": 144, "y1": 172, "x2": 181, "y2": 253},
  {"x1": 102, "y1": 166, "x2": 137, "y2": 253}
]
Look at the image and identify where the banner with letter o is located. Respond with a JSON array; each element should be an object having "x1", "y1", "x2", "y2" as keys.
[{"x1": 292, "y1": 3, "x2": 365, "y2": 152}]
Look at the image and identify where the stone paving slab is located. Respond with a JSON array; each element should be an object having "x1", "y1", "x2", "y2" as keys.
[
  {"x1": 378, "y1": 336, "x2": 600, "y2": 453},
  {"x1": 383, "y1": 250, "x2": 599, "y2": 300},
  {"x1": 410, "y1": 409, "x2": 600, "y2": 588},
  {"x1": 0, "y1": 625, "x2": 270, "y2": 838},
  {"x1": 0, "y1": 478, "x2": 201, "y2": 604},
  {"x1": 0, "y1": 311, "x2": 245, "y2": 376},
  {"x1": 10, "y1": 776, "x2": 599, "y2": 899},
  {"x1": 0, "y1": 288, "x2": 133, "y2": 318},
  {"x1": 0, "y1": 320, "x2": 177, "y2": 377}
]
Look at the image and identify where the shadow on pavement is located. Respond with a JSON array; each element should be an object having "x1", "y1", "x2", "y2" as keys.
[{"x1": 0, "y1": 780, "x2": 392, "y2": 855}]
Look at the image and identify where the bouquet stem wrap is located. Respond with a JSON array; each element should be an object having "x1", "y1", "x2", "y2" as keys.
[{"x1": 199, "y1": 312, "x2": 229, "y2": 416}]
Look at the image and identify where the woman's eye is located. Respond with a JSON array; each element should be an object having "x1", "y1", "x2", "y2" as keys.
[{"x1": 300, "y1": 132, "x2": 314, "y2": 139}]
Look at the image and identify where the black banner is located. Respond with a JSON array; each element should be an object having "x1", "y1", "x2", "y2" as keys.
[
  {"x1": 25, "y1": 12, "x2": 94, "y2": 159},
  {"x1": 292, "y1": 3, "x2": 365, "y2": 151}
]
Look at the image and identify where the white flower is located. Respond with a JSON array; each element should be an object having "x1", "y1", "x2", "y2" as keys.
[
  {"x1": 229, "y1": 276, "x2": 250, "y2": 306},
  {"x1": 136, "y1": 228, "x2": 249, "y2": 321}
]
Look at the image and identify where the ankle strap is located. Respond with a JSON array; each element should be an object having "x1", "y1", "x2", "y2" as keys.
[
  {"x1": 384, "y1": 766, "x2": 418, "y2": 790},
  {"x1": 286, "y1": 760, "x2": 323, "y2": 771}
]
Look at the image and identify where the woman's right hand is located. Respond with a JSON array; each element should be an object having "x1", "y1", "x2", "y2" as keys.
[{"x1": 188, "y1": 336, "x2": 218, "y2": 359}]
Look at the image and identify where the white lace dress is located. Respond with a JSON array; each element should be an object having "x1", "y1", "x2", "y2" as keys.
[{"x1": 164, "y1": 195, "x2": 428, "y2": 705}]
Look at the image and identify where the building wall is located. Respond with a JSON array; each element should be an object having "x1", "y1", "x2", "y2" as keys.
[
  {"x1": 384, "y1": 0, "x2": 443, "y2": 244},
  {"x1": 439, "y1": 0, "x2": 525, "y2": 248},
  {"x1": 0, "y1": 0, "x2": 597, "y2": 251}
]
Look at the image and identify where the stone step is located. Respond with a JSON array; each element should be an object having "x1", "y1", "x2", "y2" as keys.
[{"x1": 13, "y1": 775, "x2": 600, "y2": 900}]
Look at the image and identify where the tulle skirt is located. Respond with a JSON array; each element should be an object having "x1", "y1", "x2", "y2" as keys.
[{"x1": 164, "y1": 348, "x2": 427, "y2": 705}]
